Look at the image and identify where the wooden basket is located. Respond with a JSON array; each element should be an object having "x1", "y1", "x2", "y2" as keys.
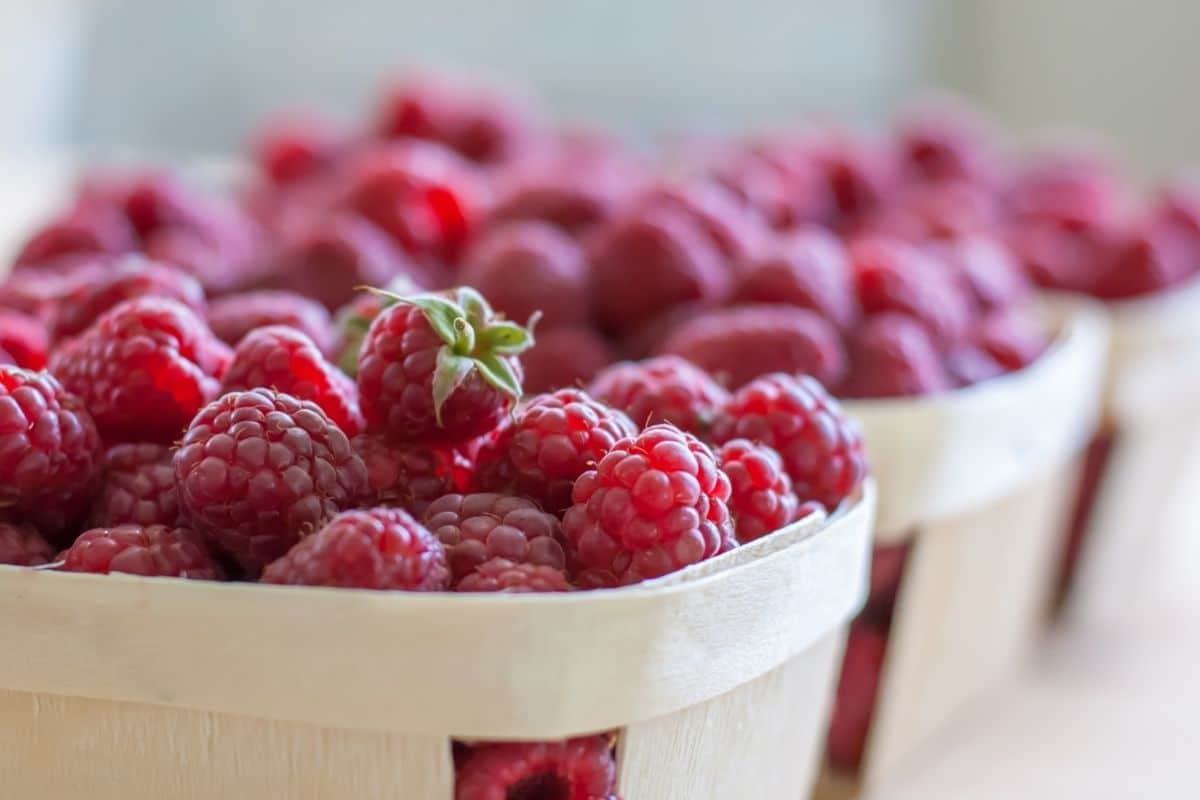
[
  {"x1": 816, "y1": 299, "x2": 1109, "y2": 796},
  {"x1": 0, "y1": 485, "x2": 875, "y2": 799},
  {"x1": 1063, "y1": 279, "x2": 1200, "y2": 622}
]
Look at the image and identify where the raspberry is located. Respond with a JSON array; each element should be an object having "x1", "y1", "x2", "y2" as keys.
[
  {"x1": 841, "y1": 313, "x2": 951, "y2": 399},
  {"x1": 589, "y1": 355, "x2": 729, "y2": 435},
  {"x1": 59, "y1": 524, "x2": 224, "y2": 580},
  {"x1": 925, "y1": 233, "x2": 1029, "y2": 312},
  {"x1": 618, "y1": 302, "x2": 708, "y2": 359},
  {"x1": 459, "y1": 222, "x2": 590, "y2": 328},
  {"x1": 1006, "y1": 217, "x2": 1109, "y2": 294},
  {"x1": 733, "y1": 227, "x2": 859, "y2": 329},
  {"x1": 1008, "y1": 148, "x2": 1124, "y2": 228},
  {"x1": 0, "y1": 309, "x2": 48, "y2": 370},
  {"x1": 220, "y1": 326, "x2": 364, "y2": 436},
  {"x1": 827, "y1": 621, "x2": 888, "y2": 774},
  {"x1": 357, "y1": 287, "x2": 533, "y2": 443},
  {"x1": 353, "y1": 433, "x2": 474, "y2": 515},
  {"x1": 474, "y1": 389, "x2": 637, "y2": 513},
  {"x1": 712, "y1": 373, "x2": 866, "y2": 510},
  {"x1": 944, "y1": 345, "x2": 1005, "y2": 388},
  {"x1": 457, "y1": 557, "x2": 572, "y2": 593},
  {"x1": 521, "y1": 326, "x2": 617, "y2": 395},
  {"x1": 49, "y1": 298, "x2": 231, "y2": 444},
  {"x1": 14, "y1": 203, "x2": 135, "y2": 268},
  {"x1": 633, "y1": 180, "x2": 767, "y2": 265},
  {"x1": 974, "y1": 310, "x2": 1048, "y2": 373},
  {"x1": 208, "y1": 290, "x2": 336, "y2": 355},
  {"x1": 561, "y1": 424, "x2": 734, "y2": 585},
  {"x1": 718, "y1": 439, "x2": 801, "y2": 543},
  {"x1": 857, "y1": 180, "x2": 1000, "y2": 242},
  {"x1": 89, "y1": 443, "x2": 180, "y2": 528},
  {"x1": 810, "y1": 132, "x2": 897, "y2": 225},
  {"x1": 897, "y1": 100, "x2": 997, "y2": 186},
  {"x1": 50, "y1": 256, "x2": 206, "y2": 343},
  {"x1": 423, "y1": 492, "x2": 566, "y2": 582},
  {"x1": 261, "y1": 507, "x2": 451, "y2": 591},
  {"x1": 0, "y1": 366, "x2": 103, "y2": 536},
  {"x1": 705, "y1": 145, "x2": 829, "y2": 231},
  {"x1": 1092, "y1": 222, "x2": 1194, "y2": 299},
  {"x1": 588, "y1": 206, "x2": 730, "y2": 334},
  {"x1": 487, "y1": 147, "x2": 636, "y2": 235},
  {"x1": 0, "y1": 520, "x2": 54, "y2": 566},
  {"x1": 252, "y1": 111, "x2": 348, "y2": 185},
  {"x1": 658, "y1": 304, "x2": 847, "y2": 390},
  {"x1": 331, "y1": 276, "x2": 422, "y2": 377},
  {"x1": 175, "y1": 388, "x2": 369, "y2": 574},
  {"x1": 454, "y1": 736, "x2": 617, "y2": 800}
]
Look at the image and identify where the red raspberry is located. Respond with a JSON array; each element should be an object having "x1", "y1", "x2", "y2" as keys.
[
  {"x1": 459, "y1": 222, "x2": 590, "y2": 327},
  {"x1": 175, "y1": 389, "x2": 369, "y2": 574},
  {"x1": 1092, "y1": 222, "x2": 1194, "y2": 299},
  {"x1": 0, "y1": 520, "x2": 54, "y2": 566},
  {"x1": 0, "y1": 309, "x2": 49, "y2": 370},
  {"x1": 261, "y1": 507, "x2": 451, "y2": 591},
  {"x1": 705, "y1": 144, "x2": 829, "y2": 231},
  {"x1": 357, "y1": 287, "x2": 533, "y2": 443},
  {"x1": 859, "y1": 180, "x2": 1000, "y2": 241},
  {"x1": 50, "y1": 256, "x2": 206, "y2": 343},
  {"x1": 330, "y1": 276, "x2": 423, "y2": 377},
  {"x1": 589, "y1": 355, "x2": 729, "y2": 435},
  {"x1": 974, "y1": 310, "x2": 1048, "y2": 373},
  {"x1": 474, "y1": 389, "x2": 637, "y2": 513},
  {"x1": 718, "y1": 439, "x2": 801, "y2": 543},
  {"x1": 208, "y1": 290, "x2": 336, "y2": 355},
  {"x1": 423, "y1": 492, "x2": 565, "y2": 581},
  {"x1": 252, "y1": 111, "x2": 348, "y2": 185},
  {"x1": 454, "y1": 736, "x2": 617, "y2": 800},
  {"x1": 353, "y1": 433, "x2": 474, "y2": 515},
  {"x1": 841, "y1": 313, "x2": 952, "y2": 399},
  {"x1": 618, "y1": 301, "x2": 709, "y2": 359},
  {"x1": 925, "y1": 233, "x2": 1030, "y2": 312},
  {"x1": 14, "y1": 203, "x2": 135, "y2": 268},
  {"x1": 712, "y1": 373, "x2": 866, "y2": 510},
  {"x1": 562, "y1": 424, "x2": 734, "y2": 586},
  {"x1": 0, "y1": 367, "x2": 103, "y2": 535},
  {"x1": 588, "y1": 206, "x2": 730, "y2": 334},
  {"x1": 89, "y1": 443, "x2": 180, "y2": 528},
  {"x1": 827, "y1": 621, "x2": 888, "y2": 774},
  {"x1": 59, "y1": 524, "x2": 224, "y2": 580},
  {"x1": 733, "y1": 227, "x2": 859, "y2": 329},
  {"x1": 1006, "y1": 217, "x2": 1110, "y2": 294},
  {"x1": 897, "y1": 99, "x2": 998, "y2": 186},
  {"x1": 521, "y1": 326, "x2": 617, "y2": 395},
  {"x1": 1008, "y1": 148, "x2": 1125, "y2": 228},
  {"x1": 457, "y1": 557, "x2": 572, "y2": 593},
  {"x1": 220, "y1": 326, "x2": 364, "y2": 437},
  {"x1": 944, "y1": 345, "x2": 1005, "y2": 388},
  {"x1": 49, "y1": 297, "x2": 231, "y2": 444},
  {"x1": 658, "y1": 304, "x2": 847, "y2": 390},
  {"x1": 810, "y1": 132, "x2": 898, "y2": 225},
  {"x1": 633, "y1": 180, "x2": 767, "y2": 265}
]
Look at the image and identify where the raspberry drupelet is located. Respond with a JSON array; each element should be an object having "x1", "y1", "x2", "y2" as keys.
[
  {"x1": 454, "y1": 735, "x2": 617, "y2": 800},
  {"x1": 423, "y1": 492, "x2": 566, "y2": 583},
  {"x1": 589, "y1": 355, "x2": 729, "y2": 436},
  {"x1": 59, "y1": 525, "x2": 224, "y2": 580},
  {"x1": 718, "y1": 439, "x2": 801, "y2": 543},
  {"x1": 89, "y1": 442, "x2": 180, "y2": 528},
  {"x1": 353, "y1": 433, "x2": 474, "y2": 516},
  {"x1": 0, "y1": 520, "x2": 54, "y2": 566}
]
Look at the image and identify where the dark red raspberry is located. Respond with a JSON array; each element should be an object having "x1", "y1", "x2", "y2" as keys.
[
  {"x1": 658, "y1": 304, "x2": 847, "y2": 390},
  {"x1": 475, "y1": 389, "x2": 637, "y2": 513},
  {"x1": 261, "y1": 507, "x2": 451, "y2": 591},
  {"x1": 521, "y1": 326, "x2": 617, "y2": 395},
  {"x1": 353, "y1": 433, "x2": 474, "y2": 515},
  {"x1": 49, "y1": 297, "x2": 231, "y2": 444},
  {"x1": 0, "y1": 520, "x2": 54, "y2": 566},
  {"x1": 424, "y1": 492, "x2": 565, "y2": 581},
  {"x1": 718, "y1": 439, "x2": 801, "y2": 544},
  {"x1": 851, "y1": 236, "x2": 971, "y2": 350},
  {"x1": 252, "y1": 111, "x2": 348, "y2": 185},
  {"x1": 974, "y1": 310, "x2": 1048, "y2": 373},
  {"x1": 897, "y1": 99, "x2": 998, "y2": 186},
  {"x1": 858, "y1": 180, "x2": 1000, "y2": 241},
  {"x1": 827, "y1": 621, "x2": 888, "y2": 774},
  {"x1": 810, "y1": 132, "x2": 898, "y2": 224},
  {"x1": 588, "y1": 206, "x2": 730, "y2": 334},
  {"x1": 89, "y1": 443, "x2": 180, "y2": 528},
  {"x1": 175, "y1": 389, "x2": 369, "y2": 574},
  {"x1": 0, "y1": 366, "x2": 103, "y2": 535},
  {"x1": 331, "y1": 277, "x2": 423, "y2": 377},
  {"x1": 704, "y1": 143, "x2": 830, "y2": 231},
  {"x1": 14, "y1": 203, "x2": 135, "y2": 268},
  {"x1": 459, "y1": 222, "x2": 590, "y2": 327},
  {"x1": 357, "y1": 287, "x2": 533, "y2": 443},
  {"x1": 220, "y1": 326, "x2": 364, "y2": 436},
  {"x1": 733, "y1": 228, "x2": 859, "y2": 329},
  {"x1": 589, "y1": 355, "x2": 729, "y2": 435},
  {"x1": 208, "y1": 290, "x2": 336, "y2": 354},
  {"x1": 841, "y1": 313, "x2": 952, "y2": 399},
  {"x1": 562, "y1": 424, "x2": 734, "y2": 586},
  {"x1": 1006, "y1": 217, "x2": 1111, "y2": 294},
  {"x1": 457, "y1": 557, "x2": 572, "y2": 593},
  {"x1": 50, "y1": 256, "x2": 206, "y2": 343},
  {"x1": 712, "y1": 373, "x2": 866, "y2": 510},
  {"x1": 619, "y1": 301, "x2": 709, "y2": 359},
  {"x1": 59, "y1": 524, "x2": 223, "y2": 580},
  {"x1": 0, "y1": 309, "x2": 48, "y2": 370},
  {"x1": 1092, "y1": 222, "x2": 1194, "y2": 299},
  {"x1": 454, "y1": 736, "x2": 617, "y2": 800},
  {"x1": 925, "y1": 233, "x2": 1030, "y2": 312},
  {"x1": 633, "y1": 180, "x2": 767, "y2": 265}
]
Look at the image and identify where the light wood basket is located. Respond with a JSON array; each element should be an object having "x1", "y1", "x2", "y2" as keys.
[
  {"x1": 817, "y1": 299, "x2": 1109, "y2": 796},
  {"x1": 0, "y1": 483, "x2": 875, "y2": 799}
]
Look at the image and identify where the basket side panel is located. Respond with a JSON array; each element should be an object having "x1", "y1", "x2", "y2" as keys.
[
  {"x1": 617, "y1": 629, "x2": 847, "y2": 800},
  {"x1": 0, "y1": 689, "x2": 453, "y2": 800}
]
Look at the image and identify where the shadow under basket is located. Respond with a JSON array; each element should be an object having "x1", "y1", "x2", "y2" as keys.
[
  {"x1": 815, "y1": 298, "x2": 1109, "y2": 797},
  {"x1": 0, "y1": 485, "x2": 874, "y2": 800}
]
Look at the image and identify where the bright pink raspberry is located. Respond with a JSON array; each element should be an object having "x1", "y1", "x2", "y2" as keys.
[
  {"x1": 474, "y1": 388, "x2": 637, "y2": 513},
  {"x1": 841, "y1": 313, "x2": 952, "y2": 399},
  {"x1": 0, "y1": 519, "x2": 54, "y2": 566},
  {"x1": 718, "y1": 439, "x2": 801, "y2": 543},
  {"x1": 562, "y1": 424, "x2": 734, "y2": 586},
  {"x1": 261, "y1": 507, "x2": 451, "y2": 591},
  {"x1": 89, "y1": 442, "x2": 180, "y2": 528},
  {"x1": 457, "y1": 557, "x2": 572, "y2": 593},
  {"x1": 454, "y1": 736, "x2": 617, "y2": 800},
  {"x1": 423, "y1": 492, "x2": 566, "y2": 582},
  {"x1": 60, "y1": 524, "x2": 223, "y2": 579},
  {"x1": 734, "y1": 227, "x2": 859, "y2": 329},
  {"x1": 520, "y1": 326, "x2": 617, "y2": 395},
  {"x1": 712, "y1": 373, "x2": 867, "y2": 510},
  {"x1": 589, "y1": 355, "x2": 729, "y2": 435},
  {"x1": 174, "y1": 388, "x2": 369, "y2": 574},
  {"x1": 353, "y1": 433, "x2": 474, "y2": 516},
  {"x1": 208, "y1": 290, "x2": 336, "y2": 354},
  {"x1": 0, "y1": 309, "x2": 48, "y2": 370}
]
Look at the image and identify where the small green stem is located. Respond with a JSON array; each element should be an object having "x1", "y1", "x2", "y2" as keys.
[{"x1": 452, "y1": 317, "x2": 476, "y2": 355}]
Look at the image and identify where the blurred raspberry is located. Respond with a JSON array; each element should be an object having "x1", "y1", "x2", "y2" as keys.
[
  {"x1": 252, "y1": 110, "x2": 349, "y2": 185},
  {"x1": 704, "y1": 143, "x2": 830, "y2": 231},
  {"x1": 589, "y1": 355, "x2": 729, "y2": 434},
  {"x1": 618, "y1": 302, "x2": 709, "y2": 359},
  {"x1": 175, "y1": 388, "x2": 369, "y2": 574},
  {"x1": 926, "y1": 233, "x2": 1029, "y2": 312},
  {"x1": 712, "y1": 373, "x2": 867, "y2": 510},
  {"x1": 353, "y1": 433, "x2": 474, "y2": 515},
  {"x1": 858, "y1": 180, "x2": 1000, "y2": 241},
  {"x1": 1008, "y1": 147, "x2": 1125, "y2": 228},
  {"x1": 59, "y1": 524, "x2": 223, "y2": 580},
  {"x1": 1093, "y1": 222, "x2": 1194, "y2": 299},
  {"x1": 89, "y1": 443, "x2": 180, "y2": 528},
  {"x1": 330, "y1": 276, "x2": 422, "y2": 376},
  {"x1": 633, "y1": 180, "x2": 767, "y2": 266},
  {"x1": 733, "y1": 227, "x2": 859, "y2": 329},
  {"x1": 810, "y1": 132, "x2": 898, "y2": 225},
  {"x1": 827, "y1": 621, "x2": 888, "y2": 774},
  {"x1": 897, "y1": 99, "x2": 998, "y2": 186},
  {"x1": 262, "y1": 507, "x2": 451, "y2": 591},
  {"x1": 1006, "y1": 217, "x2": 1111, "y2": 293},
  {"x1": 208, "y1": 290, "x2": 336, "y2": 354},
  {"x1": 456, "y1": 557, "x2": 572, "y2": 593},
  {"x1": 520, "y1": 326, "x2": 617, "y2": 394},
  {"x1": 974, "y1": 310, "x2": 1049, "y2": 373},
  {"x1": 718, "y1": 439, "x2": 800, "y2": 543},
  {"x1": 0, "y1": 519, "x2": 54, "y2": 566},
  {"x1": 14, "y1": 203, "x2": 135, "y2": 268},
  {"x1": 0, "y1": 309, "x2": 48, "y2": 370},
  {"x1": 454, "y1": 736, "x2": 617, "y2": 800},
  {"x1": 842, "y1": 313, "x2": 952, "y2": 399},
  {"x1": 944, "y1": 345, "x2": 1006, "y2": 388},
  {"x1": 423, "y1": 492, "x2": 565, "y2": 582},
  {"x1": 658, "y1": 304, "x2": 846, "y2": 390}
]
